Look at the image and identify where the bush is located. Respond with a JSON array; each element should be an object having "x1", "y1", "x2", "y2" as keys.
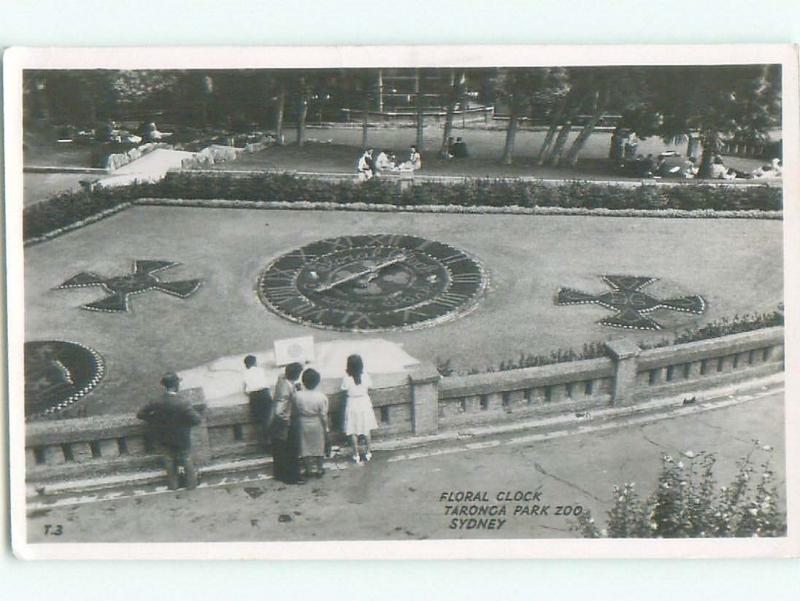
[
  {"x1": 23, "y1": 173, "x2": 782, "y2": 243},
  {"x1": 574, "y1": 442, "x2": 785, "y2": 538},
  {"x1": 644, "y1": 308, "x2": 784, "y2": 349}
]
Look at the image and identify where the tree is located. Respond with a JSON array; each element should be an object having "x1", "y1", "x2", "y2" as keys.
[
  {"x1": 649, "y1": 65, "x2": 781, "y2": 178},
  {"x1": 560, "y1": 67, "x2": 653, "y2": 167},
  {"x1": 272, "y1": 72, "x2": 288, "y2": 145},
  {"x1": 495, "y1": 68, "x2": 551, "y2": 165},
  {"x1": 439, "y1": 69, "x2": 466, "y2": 159},
  {"x1": 30, "y1": 70, "x2": 119, "y2": 125},
  {"x1": 415, "y1": 68, "x2": 425, "y2": 151},
  {"x1": 295, "y1": 73, "x2": 310, "y2": 147}
]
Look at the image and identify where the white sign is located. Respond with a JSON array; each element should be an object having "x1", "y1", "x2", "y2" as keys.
[{"x1": 273, "y1": 335, "x2": 315, "y2": 366}]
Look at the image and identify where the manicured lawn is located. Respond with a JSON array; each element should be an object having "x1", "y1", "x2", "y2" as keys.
[
  {"x1": 23, "y1": 173, "x2": 97, "y2": 207},
  {"x1": 24, "y1": 205, "x2": 782, "y2": 416}
]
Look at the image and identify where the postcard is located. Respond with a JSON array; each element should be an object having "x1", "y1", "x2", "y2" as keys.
[{"x1": 5, "y1": 44, "x2": 799, "y2": 559}]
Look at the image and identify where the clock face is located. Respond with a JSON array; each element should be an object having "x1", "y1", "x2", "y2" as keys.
[{"x1": 258, "y1": 234, "x2": 487, "y2": 331}]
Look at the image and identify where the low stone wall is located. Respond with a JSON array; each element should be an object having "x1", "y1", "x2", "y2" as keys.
[
  {"x1": 104, "y1": 142, "x2": 172, "y2": 171},
  {"x1": 25, "y1": 328, "x2": 784, "y2": 489},
  {"x1": 438, "y1": 358, "x2": 615, "y2": 429},
  {"x1": 25, "y1": 364, "x2": 433, "y2": 485},
  {"x1": 180, "y1": 139, "x2": 272, "y2": 169}
]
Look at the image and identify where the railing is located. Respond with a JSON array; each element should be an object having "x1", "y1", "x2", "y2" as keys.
[
  {"x1": 634, "y1": 327, "x2": 784, "y2": 400},
  {"x1": 438, "y1": 358, "x2": 614, "y2": 429},
  {"x1": 25, "y1": 329, "x2": 784, "y2": 490},
  {"x1": 25, "y1": 373, "x2": 425, "y2": 485}
]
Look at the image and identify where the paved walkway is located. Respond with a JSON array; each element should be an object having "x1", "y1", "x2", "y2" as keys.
[
  {"x1": 25, "y1": 385, "x2": 784, "y2": 543},
  {"x1": 96, "y1": 148, "x2": 194, "y2": 188}
]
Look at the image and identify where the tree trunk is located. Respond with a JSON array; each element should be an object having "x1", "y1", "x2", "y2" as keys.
[
  {"x1": 501, "y1": 104, "x2": 519, "y2": 165},
  {"x1": 548, "y1": 122, "x2": 574, "y2": 166},
  {"x1": 564, "y1": 90, "x2": 606, "y2": 167},
  {"x1": 415, "y1": 69, "x2": 424, "y2": 150},
  {"x1": 698, "y1": 130, "x2": 720, "y2": 178},
  {"x1": 536, "y1": 96, "x2": 568, "y2": 165},
  {"x1": 296, "y1": 91, "x2": 308, "y2": 147},
  {"x1": 565, "y1": 109, "x2": 606, "y2": 166},
  {"x1": 440, "y1": 71, "x2": 458, "y2": 159},
  {"x1": 361, "y1": 88, "x2": 370, "y2": 150},
  {"x1": 275, "y1": 85, "x2": 286, "y2": 145}
]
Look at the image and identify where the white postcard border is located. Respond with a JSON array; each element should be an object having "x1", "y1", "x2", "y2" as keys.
[{"x1": 5, "y1": 43, "x2": 799, "y2": 560}]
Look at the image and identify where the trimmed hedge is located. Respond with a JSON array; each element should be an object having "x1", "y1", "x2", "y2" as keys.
[{"x1": 23, "y1": 172, "x2": 783, "y2": 242}]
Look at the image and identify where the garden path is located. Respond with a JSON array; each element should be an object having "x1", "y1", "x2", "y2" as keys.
[{"x1": 96, "y1": 148, "x2": 194, "y2": 188}]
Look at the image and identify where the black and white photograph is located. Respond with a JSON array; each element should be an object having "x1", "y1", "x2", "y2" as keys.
[{"x1": 4, "y1": 44, "x2": 799, "y2": 559}]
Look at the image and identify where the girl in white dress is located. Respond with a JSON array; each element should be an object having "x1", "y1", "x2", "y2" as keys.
[{"x1": 342, "y1": 354, "x2": 379, "y2": 463}]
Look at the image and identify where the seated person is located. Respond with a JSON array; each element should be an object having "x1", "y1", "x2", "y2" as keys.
[
  {"x1": 141, "y1": 121, "x2": 171, "y2": 142},
  {"x1": 445, "y1": 136, "x2": 455, "y2": 159},
  {"x1": 356, "y1": 148, "x2": 375, "y2": 181},
  {"x1": 658, "y1": 155, "x2": 685, "y2": 177},
  {"x1": 711, "y1": 155, "x2": 736, "y2": 179},
  {"x1": 399, "y1": 145, "x2": 422, "y2": 171},
  {"x1": 452, "y1": 137, "x2": 469, "y2": 158},
  {"x1": 751, "y1": 157, "x2": 782, "y2": 179},
  {"x1": 680, "y1": 157, "x2": 698, "y2": 179},
  {"x1": 634, "y1": 154, "x2": 656, "y2": 177},
  {"x1": 374, "y1": 149, "x2": 396, "y2": 172},
  {"x1": 709, "y1": 155, "x2": 728, "y2": 179}
]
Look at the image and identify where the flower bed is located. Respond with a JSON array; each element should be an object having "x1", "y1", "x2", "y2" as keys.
[
  {"x1": 23, "y1": 173, "x2": 783, "y2": 243},
  {"x1": 439, "y1": 309, "x2": 784, "y2": 376}
]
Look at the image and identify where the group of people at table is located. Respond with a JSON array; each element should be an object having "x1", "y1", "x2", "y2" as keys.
[
  {"x1": 137, "y1": 354, "x2": 379, "y2": 489},
  {"x1": 356, "y1": 137, "x2": 469, "y2": 181}
]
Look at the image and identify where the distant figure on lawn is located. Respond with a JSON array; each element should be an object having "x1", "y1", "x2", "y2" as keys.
[
  {"x1": 633, "y1": 154, "x2": 656, "y2": 178},
  {"x1": 270, "y1": 362, "x2": 305, "y2": 485},
  {"x1": 751, "y1": 157, "x2": 782, "y2": 179},
  {"x1": 445, "y1": 136, "x2": 456, "y2": 158},
  {"x1": 140, "y1": 121, "x2": 170, "y2": 142},
  {"x1": 137, "y1": 372, "x2": 204, "y2": 490},
  {"x1": 624, "y1": 131, "x2": 639, "y2": 160},
  {"x1": 294, "y1": 368, "x2": 330, "y2": 479},
  {"x1": 452, "y1": 137, "x2": 469, "y2": 158},
  {"x1": 680, "y1": 156, "x2": 698, "y2": 179},
  {"x1": 242, "y1": 354, "x2": 272, "y2": 445},
  {"x1": 709, "y1": 156, "x2": 738, "y2": 180},
  {"x1": 375, "y1": 149, "x2": 397, "y2": 173},
  {"x1": 400, "y1": 145, "x2": 422, "y2": 171},
  {"x1": 342, "y1": 354, "x2": 378, "y2": 464},
  {"x1": 357, "y1": 148, "x2": 375, "y2": 182}
]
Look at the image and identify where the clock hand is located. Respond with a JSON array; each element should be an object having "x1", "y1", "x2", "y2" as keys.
[{"x1": 316, "y1": 253, "x2": 407, "y2": 292}]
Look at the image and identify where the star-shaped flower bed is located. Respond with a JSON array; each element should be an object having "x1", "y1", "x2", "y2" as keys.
[
  {"x1": 57, "y1": 260, "x2": 202, "y2": 312},
  {"x1": 556, "y1": 275, "x2": 705, "y2": 330}
]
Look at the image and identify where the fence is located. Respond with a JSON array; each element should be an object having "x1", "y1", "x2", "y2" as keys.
[{"x1": 25, "y1": 327, "x2": 783, "y2": 489}]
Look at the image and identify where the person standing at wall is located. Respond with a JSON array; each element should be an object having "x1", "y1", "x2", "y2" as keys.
[
  {"x1": 294, "y1": 368, "x2": 329, "y2": 479},
  {"x1": 269, "y1": 362, "x2": 305, "y2": 484},
  {"x1": 137, "y1": 372, "x2": 204, "y2": 490},
  {"x1": 242, "y1": 354, "x2": 272, "y2": 447},
  {"x1": 342, "y1": 354, "x2": 379, "y2": 464}
]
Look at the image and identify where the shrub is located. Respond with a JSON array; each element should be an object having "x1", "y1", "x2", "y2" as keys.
[
  {"x1": 23, "y1": 173, "x2": 782, "y2": 243},
  {"x1": 574, "y1": 441, "x2": 785, "y2": 538},
  {"x1": 644, "y1": 308, "x2": 784, "y2": 349},
  {"x1": 440, "y1": 308, "x2": 783, "y2": 376}
]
